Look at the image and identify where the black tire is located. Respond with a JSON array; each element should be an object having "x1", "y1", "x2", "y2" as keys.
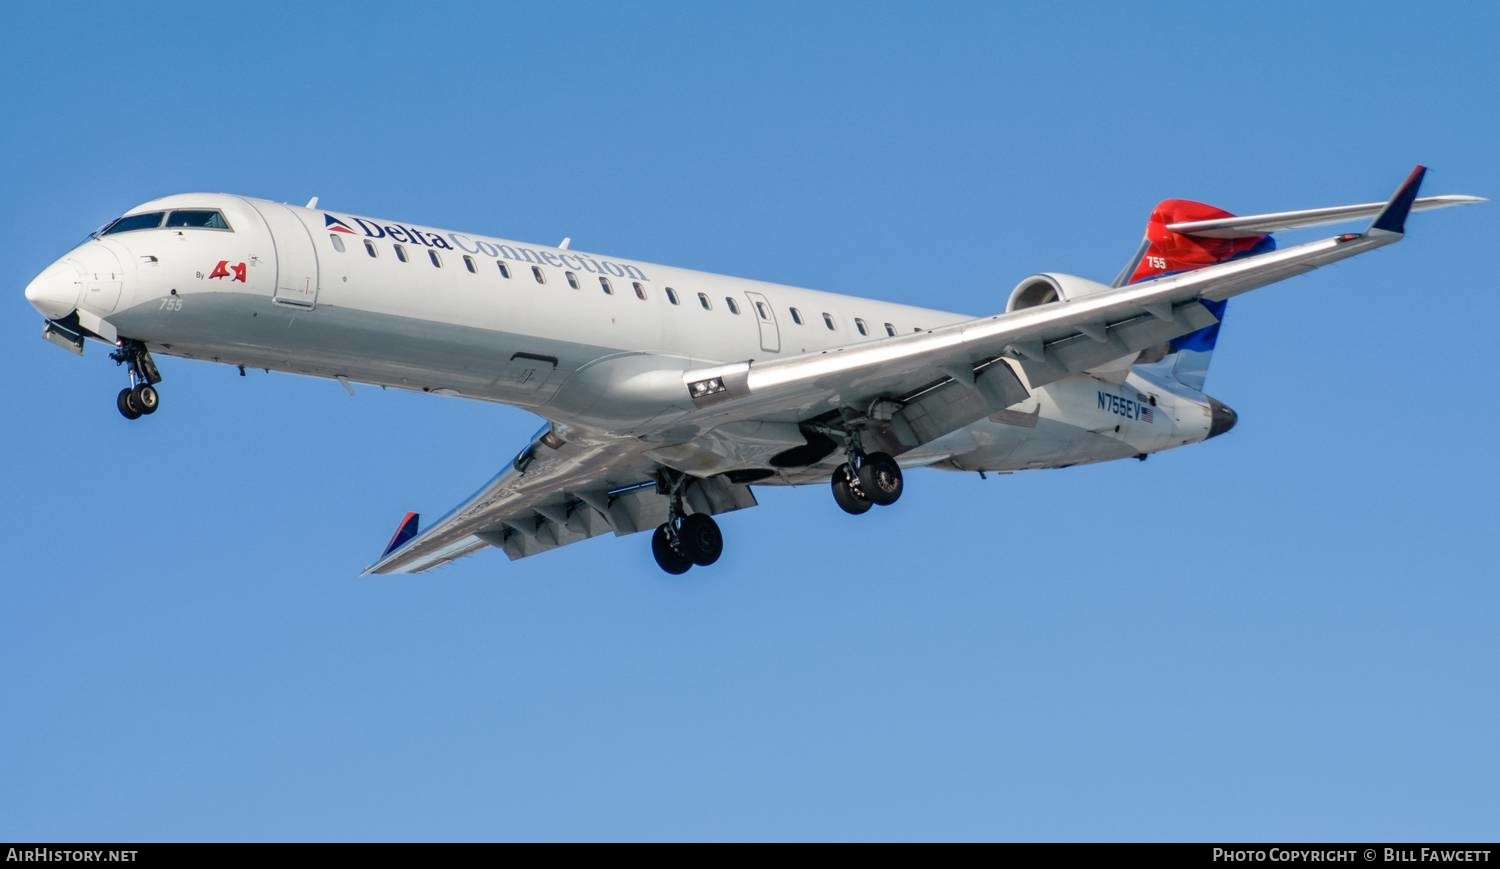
[
  {"x1": 117, "y1": 387, "x2": 142, "y2": 420},
  {"x1": 133, "y1": 384, "x2": 159, "y2": 415},
  {"x1": 831, "y1": 463, "x2": 872, "y2": 515},
  {"x1": 678, "y1": 513, "x2": 724, "y2": 566},
  {"x1": 651, "y1": 524, "x2": 693, "y2": 575},
  {"x1": 858, "y1": 452, "x2": 904, "y2": 506}
]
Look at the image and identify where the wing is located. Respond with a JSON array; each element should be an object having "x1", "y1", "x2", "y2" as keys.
[
  {"x1": 678, "y1": 166, "x2": 1471, "y2": 451},
  {"x1": 364, "y1": 426, "x2": 757, "y2": 574}
]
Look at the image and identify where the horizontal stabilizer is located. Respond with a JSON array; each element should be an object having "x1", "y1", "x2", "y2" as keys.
[{"x1": 1166, "y1": 193, "x2": 1483, "y2": 239}]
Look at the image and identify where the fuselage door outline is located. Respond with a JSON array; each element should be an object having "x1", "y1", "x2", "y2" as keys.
[{"x1": 744, "y1": 290, "x2": 780, "y2": 354}]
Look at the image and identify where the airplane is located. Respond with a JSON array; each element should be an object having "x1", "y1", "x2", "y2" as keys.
[{"x1": 23, "y1": 166, "x2": 1482, "y2": 575}]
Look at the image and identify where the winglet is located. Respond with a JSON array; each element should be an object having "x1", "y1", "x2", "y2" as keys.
[
  {"x1": 382, "y1": 511, "x2": 420, "y2": 558},
  {"x1": 1370, "y1": 165, "x2": 1427, "y2": 235}
]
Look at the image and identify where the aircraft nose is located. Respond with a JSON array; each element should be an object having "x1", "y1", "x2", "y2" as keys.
[
  {"x1": 24, "y1": 259, "x2": 84, "y2": 320},
  {"x1": 1207, "y1": 397, "x2": 1238, "y2": 439}
]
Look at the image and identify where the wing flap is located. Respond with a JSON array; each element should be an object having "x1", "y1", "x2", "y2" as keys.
[
  {"x1": 364, "y1": 431, "x2": 759, "y2": 575},
  {"x1": 874, "y1": 295, "x2": 1220, "y2": 450},
  {"x1": 469, "y1": 477, "x2": 758, "y2": 563}
]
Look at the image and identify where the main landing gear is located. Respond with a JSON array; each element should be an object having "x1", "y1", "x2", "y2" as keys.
[
  {"x1": 829, "y1": 435, "x2": 904, "y2": 515},
  {"x1": 650, "y1": 472, "x2": 725, "y2": 575},
  {"x1": 109, "y1": 339, "x2": 162, "y2": 421}
]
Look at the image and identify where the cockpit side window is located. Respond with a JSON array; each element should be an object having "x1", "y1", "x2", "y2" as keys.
[
  {"x1": 101, "y1": 212, "x2": 165, "y2": 235},
  {"x1": 164, "y1": 209, "x2": 232, "y2": 230}
]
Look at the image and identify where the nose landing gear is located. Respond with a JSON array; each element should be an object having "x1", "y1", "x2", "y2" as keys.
[
  {"x1": 115, "y1": 384, "x2": 158, "y2": 419},
  {"x1": 109, "y1": 339, "x2": 162, "y2": 421}
]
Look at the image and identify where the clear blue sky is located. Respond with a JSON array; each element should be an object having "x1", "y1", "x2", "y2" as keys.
[{"x1": 3, "y1": 1, "x2": 1496, "y2": 842}]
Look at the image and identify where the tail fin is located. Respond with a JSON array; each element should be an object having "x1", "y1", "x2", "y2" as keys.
[{"x1": 1115, "y1": 199, "x2": 1275, "y2": 391}]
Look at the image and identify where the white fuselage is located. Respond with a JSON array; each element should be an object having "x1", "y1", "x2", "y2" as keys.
[{"x1": 25, "y1": 192, "x2": 1220, "y2": 480}]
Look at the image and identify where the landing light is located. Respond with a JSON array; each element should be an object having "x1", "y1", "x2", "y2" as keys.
[{"x1": 689, "y1": 377, "x2": 726, "y2": 398}]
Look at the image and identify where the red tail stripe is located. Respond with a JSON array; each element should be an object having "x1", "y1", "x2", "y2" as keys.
[{"x1": 1128, "y1": 199, "x2": 1268, "y2": 284}]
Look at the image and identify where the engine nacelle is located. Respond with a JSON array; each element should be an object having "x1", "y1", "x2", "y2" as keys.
[{"x1": 1005, "y1": 272, "x2": 1115, "y2": 313}]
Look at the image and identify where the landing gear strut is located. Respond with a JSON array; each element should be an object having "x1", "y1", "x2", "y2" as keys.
[
  {"x1": 650, "y1": 471, "x2": 725, "y2": 574},
  {"x1": 109, "y1": 339, "x2": 161, "y2": 421},
  {"x1": 828, "y1": 430, "x2": 904, "y2": 514}
]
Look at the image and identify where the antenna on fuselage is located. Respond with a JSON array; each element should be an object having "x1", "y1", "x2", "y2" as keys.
[
  {"x1": 558, "y1": 237, "x2": 571, "y2": 249},
  {"x1": 305, "y1": 196, "x2": 319, "y2": 208}
]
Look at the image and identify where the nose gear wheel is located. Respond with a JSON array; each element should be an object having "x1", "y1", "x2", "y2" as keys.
[{"x1": 109, "y1": 339, "x2": 162, "y2": 420}]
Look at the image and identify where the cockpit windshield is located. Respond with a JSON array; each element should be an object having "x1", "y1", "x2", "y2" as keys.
[
  {"x1": 165, "y1": 209, "x2": 231, "y2": 229},
  {"x1": 100, "y1": 211, "x2": 165, "y2": 235},
  {"x1": 98, "y1": 208, "x2": 232, "y2": 237}
]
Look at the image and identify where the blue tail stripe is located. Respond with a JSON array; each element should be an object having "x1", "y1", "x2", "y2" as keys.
[
  {"x1": 1165, "y1": 235, "x2": 1275, "y2": 354},
  {"x1": 1171, "y1": 298, "x2": 1228, "y2": 352}
]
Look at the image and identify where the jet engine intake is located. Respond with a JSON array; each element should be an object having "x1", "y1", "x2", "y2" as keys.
[{"x1": 1005, "y1": 272, "x2": 1115, "y2": 313}]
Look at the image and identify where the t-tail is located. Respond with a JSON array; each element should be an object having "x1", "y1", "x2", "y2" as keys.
[
  {"x1": 1113, "y1": 175, "x2": 1481, "y2": 391},
  {"x1": 1112, "y1": 199, "x2": 1274, "y2": 391}
]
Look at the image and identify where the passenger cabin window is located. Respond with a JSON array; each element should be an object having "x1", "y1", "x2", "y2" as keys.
[
  {"x1": 394, "y1": 244, "x2": 408, "y2": 263},
  {"x1": 789, "y1": 307, "x2": 804, "y2": 325},
  {"x1": 633, "y1": 281, "x2": 647, "y2": 300},
  {"x1": 164, "y1": 209, "x2": 231, "y2": 230},
  {"x1": 755, "y1": 302, "x2": 771, "y2": 321},
  {"x1": 854, "y1": 318, "x2": 868, "y2": 336},
  {"x1": 697, "y1": 292, "x2": 712, "y2": 311},
  {"x1": 364, "y1": 240, "x2": 378, "y2": 258},
  {"x1": 329, "y1": 234, "x2": 346, "y2": 252},
  {"x1": 725, "y1": 297, "x2": 740, "y2": 315},
  {"x1": 463, "y1": 255, "x2": 476, "y2": 273},
  {"x1": 599, "y1": 276, "x2": 614, "y2": 295},
  {"x1": 822, "y1": 313, "x2": 836, "y2": 330},
  {"x1": 497, "y1": 261, "x2": 511, "y2": 279},
  {"x1": 101, "y1": 212, "x2": 165, "y2": 235},
  {"x1": 884, "y1": 322, "x2": 896, "y2": 337},
  {"x1": 666, "y1": 287, "x2": 680, "y2": 305},
  {"x1": 532, "y1": 266, "x2": 546, "y2": 284},
  {"x1": 566, "y1": 271, "x2": 580, "y2": 289},
  {"x1": 428, "y1": 249, "x2": 443, "y2": 268}
]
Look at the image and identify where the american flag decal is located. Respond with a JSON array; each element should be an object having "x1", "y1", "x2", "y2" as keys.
[{"x1": 1137, "y1": 393, "x2": 1154, "y2": 423}]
